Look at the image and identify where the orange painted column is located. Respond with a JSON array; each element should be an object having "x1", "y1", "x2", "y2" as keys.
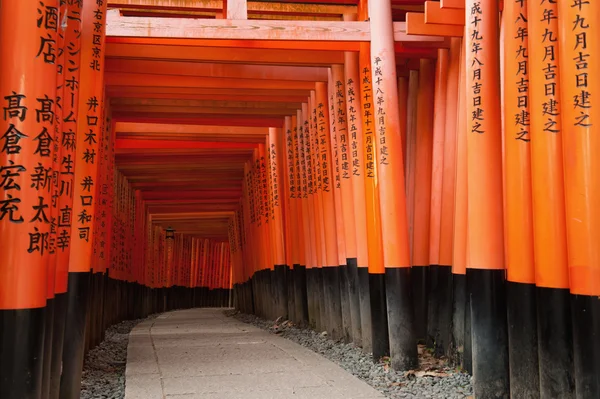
[
  {"x1": 411, "y1": 60, "x2": 435, "y2": 342},
  {"x1": 557, "y1": 1, "x2": 600, "y2": 395},
  {"x1": 465, "y1": 0, "x2": 509, "y2": 396},
  {"x1": 451, "y1": 33, "x2": 469, "y2": 371},
  {"x1": 344, "y1": 50, "x2": 370, "y2": 351},
  {"x1": 294, "y1": 105, "x2": 311, "y2": 324},
  {"x1": 0, "y1": 1, "x2": 59, "y2": 397},
  {"x1": 429, "y1": 49, "x2": 449, "y2": 271},
  {"x1": 333, "y1": 63, "x2": 361, "y2": 344},
  {"x1": 359, "y1": 41, "x2": 388, "y2": 360},
  {"x1": 502, "y1": 0, "x2": 539, "y2": 395},
  {"x1": 315, "y1": 81, "x2": 343, "y2": 339},
  {"x1": 283, "y1": 115, "x2": 298, "y2": 320},
  {"x1": 528, "y1": 0, "x2": 575, "y2": 396},
  {"x1": 327, "y1": 69, "x2": 351, "y2": 342},
  {"x1": 328, "y1": 74, "x2": 347, "y2": 273},
  {"x1": 405, "y1": 69, "x2": 419, "y2": 248},
  {"x1": 426, "y1": 49, "x2": 450, "y2": 353},
  {"x1": 308, "y1": 91, "x2": 326, "y2": 331},
  {"x1": 430, "y1": 37, "x2": 461, "y2": 356},
  {"x1": 369, "y1": 0, "x2": 416, "y2": 369}
]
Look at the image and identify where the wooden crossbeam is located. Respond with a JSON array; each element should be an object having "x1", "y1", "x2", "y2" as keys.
[
  {"x1": 405, "y1": 12, "x2": 464, "y2": 37},
  {"x1": 105, "y1": 59, "x2": 329, "y2": 81},
  {"x1": 105, "y1": 42, "x2": 345, "y2": 65},
  {"x1": 440, "y1": 0, "x2": 465, "y2": 9},
  {"x1": 106, "y1": 10, "x2": 443, "y2": 43},
  {"x1": 425, "y1": 1, "x2": 465, "y2": 25},
  {"x1": 107, "y1": 0, "x2": 355, "y2": 16}
]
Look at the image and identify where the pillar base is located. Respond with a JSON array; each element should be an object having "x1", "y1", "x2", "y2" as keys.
[
  {"x1": 467, "y1": 268, "x2": 509, "y2": 398},
  {"x1": 385, "y1": 267, "x2": 417, "y2": 370},
  {"x1": 369, "y1": 272, "x2": 390, "y2": 361},
  {"x1": 59, "y1": 271, "x2": 91, "y2": 399},
  {"x1": 0, "y1": 306, "x2": 46, "y2": 399},
  {"x1": 507, "y1": 281, "x2": 539, "y2": 398},
  {"x1": 571, "y1": 293, "x2": 598, "y2": 399},
  {"x1": 346, "y1": 258, "x2": 362, "y2": 347}
]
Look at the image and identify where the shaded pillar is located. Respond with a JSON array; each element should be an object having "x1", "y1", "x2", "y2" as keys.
[
  {"x1": 359, "y1": 41, "x2": 389, "y2": 361},
  {"x1": 369, "y1": 0, "x2": 417, "y2": 370},
  {"x1": 502, "y1": 0, "x2": 540, "y2": 396},
  {"x1": 557, "y1": 1, "x2": 600, "y2": 397},
  {"x1": 528, "y1": 0, "x2": 575, "y2": 397},
  {"x1": 0, "y1": 2, "x2": 58, "y2": 398},
  {"x1": 465, "y1": 0, "x2": 509, "y2": 397}
]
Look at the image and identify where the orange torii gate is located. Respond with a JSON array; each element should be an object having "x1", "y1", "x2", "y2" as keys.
[{"x1": 0, "y1": 1, "x2": 599, "y2": 399}]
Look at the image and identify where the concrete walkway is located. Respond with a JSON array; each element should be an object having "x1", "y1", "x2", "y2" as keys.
[{"x1": 124, "y1": 308, "x2": 385, "y2": 399}]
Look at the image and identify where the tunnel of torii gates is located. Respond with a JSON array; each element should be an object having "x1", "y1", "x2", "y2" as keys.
[{"x1": 0, "y1": 0, "x2": 599, "y2": 398}]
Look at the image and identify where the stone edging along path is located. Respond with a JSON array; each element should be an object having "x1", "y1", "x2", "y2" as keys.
[{"x1": 227, "y1": 310, "x2": 473, "y2": 399}]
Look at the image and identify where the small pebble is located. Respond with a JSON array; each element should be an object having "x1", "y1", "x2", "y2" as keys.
[
  {"x1": 228, "y1": 311, "x2": 473, "y2": 399},
  {"x1": 80, "y1": 315, "x2": 157, "y2": 399}
]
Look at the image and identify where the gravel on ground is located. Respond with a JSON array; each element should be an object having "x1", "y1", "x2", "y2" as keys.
[
  {"x1": 227, "y1": 310, "x2": 473, "y2": 399},
  {"x1": 80, "y1": 315, "x2": 157, "y2": 399}
]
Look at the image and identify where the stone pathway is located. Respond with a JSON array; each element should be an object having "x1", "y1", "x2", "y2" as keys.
[{"x1": 124, "y1": 308, "x2": 385, "y2": 399}]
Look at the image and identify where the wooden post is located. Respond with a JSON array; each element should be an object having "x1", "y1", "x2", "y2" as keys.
[
  {"x1": 412, "y1": 60, "x2": 435, "y2": 343},
  {"x1": 344, "y1": 50, "x2": 369, "y2": 351},
  {"x1": 465, "y1": 0, "x2": 509, "y2": 396},
  {"x1": 0, "y1": 1, "x2": 58, "y2": 398},
  {"x1": 315, "y1": 81, "x2": 343, "y2": 340},
  {"x1": 369, "y1": 0, "x2": 417, "y2": 370},
  {"x1": 557, "y1": 1, "x2": 600, "y2": 396},
  {"x1": 502, "y1": 0, "x2": 539, "y2": 396},
  {"x1": 359, "y1": 40, "x2": 389, "y2": 361},
  {"x1": 528, "y1": 0, "x2": 575, "y2": 396}
]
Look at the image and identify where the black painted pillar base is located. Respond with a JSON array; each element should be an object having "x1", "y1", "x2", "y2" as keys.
[
  {"x1": 357, "y1": 267, "x2": 372, "y2": 353},
  {"x1": 294, "y1": 265, "x2": 309, "y2": 326},
  {"x1": 50, "y1": 292, "x2": 68, "y2": 399},
  {"x1": 305, "y1": 267, "x2": 317, "y2": 328},
  {"x1": 339, "y1": 263, "x2": 352, "y2": 342},
  {"x1": 467, "y1": 268, "x2": 509, "y2": 399},
  {"x1": 506, "y1": 281, "x2": 539, "y2": 398},
  {"x1": 411, "y1": 266, "x2": 428, "y2": 343},
  {"x1": 369, "y1": 272, "x2": 390, "y2": 361},
  {"x1": 59, "y1": 271, "x2": 91, "y2": 399},
  {"x1": 571, "y1": 294, "x2": 599, "y2": 399},
  {"x1": 274, "y1": 265, "x2": 288, "y2": 320},
  {"x1": 42, "y1": 297, "x2": 55, "y2": 399},
  {"x1": 286, "y1": 265, "x2": 295, "y2": 321},
  {"x1": 427, "y1": 265, "x2": 453, "y2": 357},
  {"x1": 0, "y1": 306, "x2": 46, "y2": 399},
  {"x1": 537, "y1": 287, "x2": 575, "y2": 398},
  {"x1": 448, "y1": 273, "x2": 465, "y2": 368},
  {"x1": 322, "y1": 266, "x2": 343, "y2": 340},
  {"x1": 347, "y1": 258, "x2": 362, "y2": 347},
  {"x1": 385, "y1": 267, "x2": 417, "y2": 370},
  {"x1": 463, "y1": 279, "x2": 472, "y2": 375},
  {"x1": 315, "y1": 267, "x2": 326, "y2": 332}
]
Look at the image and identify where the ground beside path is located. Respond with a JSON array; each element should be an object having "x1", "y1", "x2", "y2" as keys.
[{"x1": 124, "y1": 308, "x2": 385, "y2": 399}]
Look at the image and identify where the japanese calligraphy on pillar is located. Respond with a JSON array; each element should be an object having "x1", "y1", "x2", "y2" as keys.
[
  {"x1": 361, "y1": 66, "x2": 376, "y2": 178},
  {"x1": 261, "y1": 154, "x2": 268, "y2": 223},
  {"x1": 286, "y1": 126, "x2": 296, "y2": 199},
  {"x1": 347, "y1": 76, "x2": 361, "y2": 176},
  {"x1": 512, "y1": 0, "x2": 531, "y2": 141},
  {"x1": 565, "y1": 0, "x2": 592, "y2": 128},
  {"x1": 306, "y1": 109, "x2": 314, "y2": 196},
  {"x1": 301, "y1": 113, "x2": 309, "y2": 199},
  {"x1": 312, "y1": 104, "x2": 322, "y2": 192},
  {"x1": 530, "y1": 0, "x2": 562, "y2": 135},
  {"x1": 329, "y1": 89, "x2": 341, "y2": 189},
  {"x1": 294, "y1": 120, "x2": 302, "y2": 198},
  {"x1": 468, "y1": 2, "x2": 487, "y2": 135},
  {"x1": 68, "y1": 0, "x2": 107, "y2": 273},
  {"x1": 335, "y1": 79, "x2": 350, "y2": 180},
  {"x1": 254, "y1": 157, "x2": 262, "y2": 228},
  {"x1": 317, "y1": 102, "x2": 331, "y2": 193},
  {"x1": 371, "y1": 58, "x2": 389, "y2": 166}
]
